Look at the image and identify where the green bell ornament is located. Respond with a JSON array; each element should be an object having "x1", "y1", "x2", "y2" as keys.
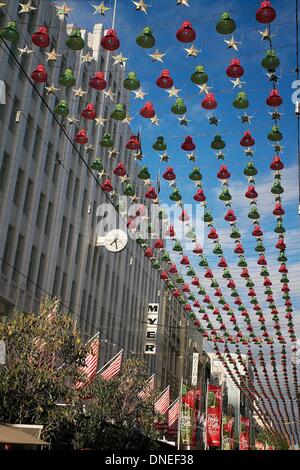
[
  {"x1": 136, "y1": 27, "x2": 155, "y2": 49},
  {"x1": 187, "y1": 267, "x2": 196, "y2": 276},
  {"x1": 282, "y1": 292, "x2": 290, "y2": 301},
  {"x1": 167, "y1": 280, "x2": 175, "y2": 289},
  {"x1": 250, "y1": 298, "x2": 258, "y2": 305},
  {"x1": 244, "y1": 162, "x2": 257, "y2": 177},
  {"x1": 161, "y1": 250, "x2": 171, "y2": 262},
  {"x1": 246, "y1": 279, "x2": 254, "y2": 288},
  {"x1": 198, "y1": 286, "x2": 206, "y2": 295},
  {"x1": 219, "y1": 187, "x2": 232, "y2": 201},
  {"x1": 159, "y1": 209, "x2": 168, "y2": 221},
  {"x1": 204, "y1": 209, "x2": 213, "y2": 223},
  {"x1": 90, "y1": 158, "x2": 103, "y2": 172},
  {"x1": 152, "y1": 260, "x2": 161, "y2": 270},
  {"x1": 281, "y1": 274, "x2": 289, "y2": 284},
  {"x1": 230, "y1": 227, "x2": 241, "y2": 239},
  {"x1": 66, "y1": 28, "x2": 85, "y2": 50},
  {"x1": 223, "y1": 268, "x2": 232, "y2": 279},
  {"x1": 211, "y1": 135, "x2": 225, "y2": 150},
  {"x1": 123, "y1": 183, "x2": 135, "y2": 197},
  {"x1": 191, "y1": 65, "x2": 208, "y2": 85},
  {"x1": 173, "y1": 240, "x2": 183, "y2": 252},
  {"x1": 213, "y1": 243, "x2": 223, "y2": 255},
  {"x1": 216, "y1": 12, "x2": 236, "y2": 35},
  {"x1": 111, "y1": 104, "x2": 126, "y2": 121},
  {"x1": 199, "y1": 256, "x2": 208, "y2": 267},
  {"x1": 189, "y1": 167, "x2": 202, "y2": 181},
  {"x1": 233, "y1": 92, "x2": 249, "y2": 109},
  {"x1": 255, "y1": 240, "x2": 265, "y2": 252},
  {"x1": 147, "y1": 224, "x2": 153, "y2": 234},
  {"x1": 261, "y1": 49, "x2": 280, "y2": 71},
  {"x1": 123, "y1": 72, "x2": 140, "y2": 91},
  {"x1": 171, "y1": 98, "x2": 187, "y2": 115},
  {"x1": 248, "y1": 205, "x2": 260, "y2": 220},
  {"x1": 186, "y1": 228, "x2": 196, "y2": 239},
  {"x1": 271, "y1": 180, "x2": 284, "y2": 195},
  {"x1": 238, "y1": 256, "x2": 248, "y2": 268},
  {"x1": 176, "y1": 275, "x2": 185, "y2": 284},
  {"x1": 170, "y1": 188, "x2": 182, "y2": 201},
  {"x1": 218, "y1": 297, "x2": 226, "y2": 305},
  {"x1": 54, "y1": 99, "x2": 69, "y2": 116},
  {"x1": 188, "y1": 293, "x2": 195, "y2": 301},
  {"x1": 138, "y1": 166, "x2": 150, "y2": 180},
  {"x1": 216, "y1": 315, "x2": 223, "y2": 323},
  {"x1": 261, "y1": 267, "x2": 269, "y2": 277},
  {"x1": 278, "y1": 252, "x2": 287, "y2": 263},
  {"x1": 136, "y1": 235, "x2": 146, "y2": 245},
  {"x1": 274, "y1": 220, "x2": 285, "y2": 234},
  {"x1": 59, "y1": 68, "x2": 76, "y2": 88},
  {"x1": 264, "y1": 287, "x2": 273, "y2": 295},
  {"x1": 0, "y1": 21, "x2": 19, "y2": 42},
  {"x1": 268, "y1": 125, "x2": 283, "y2": 141},
  {"x1": 211, "y1": 279, "x2": 219, "y2": 289},
  {"x1": 153, "y1": 136, "x2": 167, "y2": 151},
  {"x1": 100, "y1": 133, "x2": 113, "y2": 148}
]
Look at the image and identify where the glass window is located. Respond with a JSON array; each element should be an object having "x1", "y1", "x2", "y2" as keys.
[
  {"x1": 0, "y1": 152, "x2": 10, "y2": 192},
  {"x1": 32, "y1": 126, "x2": 42, "y2": 161},
  {"x1": 35, "y1": 253, "x2": 46, "y2": 297},
  {"x1": 52, "y1": 266, "x2": 61, "y2": 296},
  {"x1": 36, "y1": 193, "x2": 46, "y2": 228},
  {"x1": 73, "y1": 177, "x2": 79, "y2": 207},
  {"x1": 8, "y1": 96, "x2": 20, "y2": 133},
  {"x1": 11, "y1": 233, "x2": 24, "y2": 282},
  {"x1": 59, "y1": 216, "x2": 67, "y2": 248},
  {"x1": 75, "y1": 234, "x2": 82, "y2": 264},
  {"x1": 13, "y1": 168, "x2": 25, "y2": 206},
  {"x1": 44, "y1": 142, "x2": 53, "y2": 175},
  {"x1": 66, "y1": 169, "x2": 73, "y2": 200},
  {"x1": 23, "y1": 114, "x2": 33, "y2": 150},
  {"x1": 69, "y1": 281, "x2": 76, "y2": 311},
  {"x1": 1, "y1": 225, "x2": 15, "y2": 275},
  {"x1": 60, "y1": 272, "x2": 67, "y2": 299},
  {"x1": 27, "y1": 245, "x2": 37, "y2": 291},
  {"x1": 44, "y1": 201, "x2": 53, "y2": 235},
  {"x1": 66, "y1": 224, "x2": 74, "y2": 255},
  {"x1": 23, "y1": 178, "x2": 34, "y2": 215}
]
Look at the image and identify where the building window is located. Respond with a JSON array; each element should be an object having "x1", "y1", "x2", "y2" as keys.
[
  {"x1": 27, "y1": 245, "x2": 37, "y2": 291},
  {"x1": 81, "y1": 189, "x2": 87, "y2": 217},
  {"x1": 96, "y1": 255, "x2": 102, "y2": 285},
  {"x1": 75, "y1": 234, "x2": 82, "y2": 264},
  {"x1": 69, "y1": 281, "x2": 76, "y2": 311},
  {"x1": 36, "y1": 193, "x2": 46, "y2": 228},
  {"x1": 44, "y1": 201, "x2": 53, "y2": 235},
  {"x1": 52, "y1": 266, "x2": 61, "y2": 296},
  {"x1": 1, "y1": 225, "x2": 15, "y2": 275},
  {"x1": 60, "y1": 272, "x2": 67, "y2": 300},
  {"x1": 32, "y1": 126, "x2": 42, "y2": 161},
  {"x1": 35, "y1": 253, "x2": 46, "y2": 297},
  {"x1": 66, "y1": 224, "x2": 74, "y2": 255},
  {"x1": 59, "y1": 216, "x2": 67, "y2": 248},
  {"x1": 81, "y1": 289, "x2": 87, "y2": 319},
  {"x1": 11, "y1": 233, "x2": 24, "y2": 282},
  {"x1": 0, "y1": 82, "x2": 9, "y2": 122},
  {"x1": 0, "y1": 152, "x2": 10, "y2": 192},
  {"x1": 86, "y1": 245, "x2": 92, "y2": 273},
  {"x1": 13, "y1": 168, "x2": 25, "y2": 206},
  {"x1": 44, "y1": 142, "x2": 53, "y2": 175},
  {"x1": 23, "y1": 114, "x2": 33, "y2": 150},
  {"x1": 73, "y1": 177, "x2": 79, "y2": 208},
  {"x1": 66, "y1": 169, "x2": 73, "y2": 200},
  {"x1": 23, "y1": 178, "x2": 33, "y2": 215},
  {"x1": 8, "y1": 96, "x2": 20, "y2": 133},
  {"x1": 52, "y1": 153, "x2": 60, "y2": 185}
]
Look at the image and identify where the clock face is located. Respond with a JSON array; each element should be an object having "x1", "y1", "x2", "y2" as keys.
[{"x1": 104, "y1": 229, "x2": 128, "y2": 253}]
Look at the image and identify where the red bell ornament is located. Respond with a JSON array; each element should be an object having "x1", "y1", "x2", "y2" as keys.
[
  {"x1": 166, "y1": 226, "x2": 175, "y2": 237},
  {"x1": 193, "y1": 300, "x2": 200, "y2": 308},
  {"x1": 101, "y1": 29, "x2": 120, "y2": 51},
  {"x1": 75, "y1": 129, "x2": 88, "y2": 144},
  {"x1": 257, "y1": 255, "x2": 267, "y2": 265},
  {"x1": 241, "y1": 268, "x2": 249, "y2": 278},
  {"x1": 183, "y1": 283, "x2": 190, "y2": 293},
  {"x1": 180, "y1": 255, "x2": 190, "y2": 265},
  {"x1": 163, "y1": 167, "x2": 176, "y2": 181},
  {"x1": 279, "y1": 264, "x2": 288, "y2": 274},
  {"x1": 81, "y1": 103, "x2": 96, "y2": 120},
  {"x1": 144, "y1": 247, "x2": 154, "y2": 258},
  {"x1": 153, "y1": 239, "x2": 164, "y2": 249},
  {"x1": 176, "y1": 21, "x2": 196, "y2": 43},
  {"x1": 181, "y1": 136, "x2": 195, "y2": 151},
  {"x1": 227, "y1": 279, "x2": 236, "y2": 289},
  {"x1": 217, "y1": 165, "x2": 231, "y2": 180},
  {"x1": 224, "y1": 209, "x2": 236, "y2": 222},
  {"x1": 273, "y1": 202, "x2": 285, "y2": 216},
  {"x1": 204, "y1": 269, "x2": 213, "y2": 279},
  {"x1": 276, "y1": 238, "x2": 286, "y2": 250},
  {"x1": 263, "y1": 277, "x2": 272, "y2": 286},
  {"x1": 126, "y1": 135, "x2": 140, "y2": 150},
  {"x1": 270, "y1": 155, "x2": 284, "y2": 171},
  {"x1": 184, "y1": 304, "x2": 192, "y2": 313},
  {"x1": 245, "y1": 185, "x2": 258, "y2": 199},
  {"x1": 191, "y1": 277, "x2": 200, "y2": 286},
  {"x1": 208, "y1": 228, "x2": 218, "y2": 240},
  {"x1": 160, "y1": 271, "x2": 169, "y2": 281},
  {"x1": 156, "y1": 69, "x2": 173, "y2": 89},
  {"x1": 193, "y1": 244, "x2": 203, "y2": 254},
  {"x1": 240, "y1": 131, "x2": 255, "y2": 147},
  {"x1": 226, "y1": 59, "x2": 244, "y2": 78},
  {"x1": 31, "y1": 64, "x2": 47, "y2": 83},
  {"x1": 140, "y1": 102, "x2": 155, "y2": 118},
  {"x1": 252, "y1": 225, "x2": 263, "y2": 237},
  {"x1": 218, "y1": 258, "x2": 227, "y2": 268},
  {"x1": 114, "y1": 163, "x2": 126, "y2": 177},
  {"x1": 179, "y1": 210, "x2": 190, "y2": 221},
  {"x1": 194, "y1": 189, "x2": 206, "y2": 202},
  {"x1": 266, "y1": 89, "x2": 283, "y2": 107},
  {"x1": 256, "y1": 1, "x2": 276, "y2": 24},
  {"x1": 89, "y1": 72, "x2": 107, "y2": 90},
  {"x1": 169, "y1": 264, "x2": 178, "y2": 274},
  {"x1": 202, "y1": 93, "x2": 217, "y2": 110},
  {"x1": 101, "y1": 178, "x2": 113, "y2": 193},
  {"x1": 145, "y1": 187, "x2": 157, "y2": 199},
  {"x1": 32, "y1": 26, "x2": 50, "y2": 48}
]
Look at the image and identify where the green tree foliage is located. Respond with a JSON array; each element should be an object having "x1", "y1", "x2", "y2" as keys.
[{"x1": 0, "y1": 298, "x2": 87, "y2": 440}]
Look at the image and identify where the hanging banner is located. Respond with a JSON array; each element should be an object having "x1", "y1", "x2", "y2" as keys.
[
  {"x1": 191, "y1": 353, "x2": 199, "y2": 386},
  {"x1": 180, "y1": 388, "x2": 195, "y2": 447},
  {"x1": 222, "y1": 417, "x2": 234, "y2": 450},
  {"x1": 239, "y1": 417, "x2": 250, "y2": 450},
  {"x1": 206, "y1": 384, "x2": 222, "y2": 448},
  {"x1": 191, "y1": 389, "x2": 202, "y2": 447}
]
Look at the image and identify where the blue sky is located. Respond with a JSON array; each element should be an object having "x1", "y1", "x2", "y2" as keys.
[{"x1": 55, "y1": 1, "x2": 300, "y2": 349}]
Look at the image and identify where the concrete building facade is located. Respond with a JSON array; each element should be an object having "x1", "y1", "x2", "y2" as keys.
[{"x1": 0, "y1": 1, "x2": 203, "y2": 397}]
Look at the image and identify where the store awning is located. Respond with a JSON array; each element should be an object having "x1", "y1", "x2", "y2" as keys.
[{"x1": 0, "y1": 424, "x2": 49, "y2": 445}]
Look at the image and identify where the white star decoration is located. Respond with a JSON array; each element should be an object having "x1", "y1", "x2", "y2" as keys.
[
  {"x1": 18, "y1": 45, "x2": 33, "y2": 56},
  {"x1": 224, "y1": 36, "x2": 241, "y2": 51},
  {"x1": 197, "y1": 84, "x2": 212, "y2": 94},
  {"x1": 184, "y1": 44, "x2": 200, "y2": 57},
  {"x1": 148, "y1": 50, "x2": 166, "y2": 63},
  {"x1": 104, "y1": 88, "x2": 117, "y2": 101},
  {"x1": 73, "y1": 87, "x2": 87, "y2": 98},
  {"x1": 55, "y1": 2, "x2": 73, "y2": 17},
  {"x1": 94, "y1": 116, "x2": 107, "y2": 126},
  {"x1": 112, "y1": 53, "x2": 128, "y2": 66},
  {"x1": 67, "y1": 115, "x2": 80, "y2": 126},
  {"x1": 165, "y1": 86, "x2": 181, "y2": 98},
  {"x1": 151, "y1": 116, "x2": 160, "y2": 125},
  {"x1": 19, "y1": 1, "x2": 36, "y2": 13},
  {"x1": 122, "y1": 114, "x2": 133, "y2": 124},
  {"x1": 132, "y1": 0, "x2": 149, "y2": 14},
  {"x1": 45, "y1": 49, "x2": 61, "y2": 62},
  {"x1": 91, "y1": 2, "x2": 110, "y2": 15},
  {"x1": 231, "y1": 78, "x2": 246, "y2": 89},
  {"x1": 133, "y1": 88, "x2": 147, "y2": 100},
  {"x1": 81, "y1": 52, "x2": 95, "y2": 64},
  {"x1": 45, "y1": 84, "x2": 60, "y2": 95},
  {"x1": 177, "y1": 0, "x2": 189, "y2": 5}
]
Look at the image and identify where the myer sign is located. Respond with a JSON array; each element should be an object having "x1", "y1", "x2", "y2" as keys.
[{"x1": 144, "y1": 303, "x2": 159, "y2": 355}]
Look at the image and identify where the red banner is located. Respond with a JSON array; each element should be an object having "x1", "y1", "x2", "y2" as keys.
[
  {"x1": 191, "y1": 389, "x2": 202, "y2": 447},
  {"x1": 206, "y1": 385, "x2": 222, "y2": 447},
  {"x1": 223, "y1": 417, "x2": 234, "y2": 450},
  {"x1": 239, "y1": 417, "x2": 250, "y2": 450}
]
